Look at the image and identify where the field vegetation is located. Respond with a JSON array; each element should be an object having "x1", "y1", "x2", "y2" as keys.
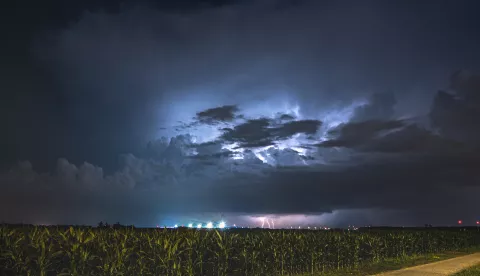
[
  {"x1": 454, "y1": 264, "x2": 480, "y2": 276},
  {"x1": 1, "y1": 225, "x2": 479, "y2": 276}
]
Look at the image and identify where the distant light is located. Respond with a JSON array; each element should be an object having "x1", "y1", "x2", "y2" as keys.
[
  {"x1": 477, "y1": 221, "x2": 480, "y2": 225},
  {"x1": 197, "y1": 223, "x2": 202, "y2": 229},
  {"x1": 174, "y1": 224, "x2": 178, "y2": 228},
  {"x1": 218, "y1": 221, "x2": 226, "y2": 229},
  {"x1": 188, "y1": 223, "x2": 193, "y2": 228},
  {"x1": 233, "y1": 224, "x2": 236, "y2": 227},
  {"x1": 206, "y1": 222, "x2": 213, "y2": 229},
  {"x1": 458, "y1": 220, "x2": 462, "y2": 225}
]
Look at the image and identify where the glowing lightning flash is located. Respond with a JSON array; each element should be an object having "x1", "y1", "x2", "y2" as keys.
[{"x1": 259, "y1": 217, "x2": 275, "y2": 229}]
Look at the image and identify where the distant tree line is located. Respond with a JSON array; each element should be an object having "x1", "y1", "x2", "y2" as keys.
[{"x1": 97, "y1": 221, "x2": 135, "y2": 228}]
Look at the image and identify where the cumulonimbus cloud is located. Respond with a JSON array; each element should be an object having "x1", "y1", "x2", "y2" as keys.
[
  {"x1": 3, "y1": 73, "x2": 480, "y2": 226},
  {"x1": 3, "y1": 0, "x2": 480, "y2": 226}
]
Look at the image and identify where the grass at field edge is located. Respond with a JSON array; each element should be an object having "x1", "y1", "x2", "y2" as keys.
[
  {"x1": 296, "y1": 247, "x2": 480, "y2": 276},
  {"x1": 453, "y1": 263, "x2": 480, "y2": 275}
]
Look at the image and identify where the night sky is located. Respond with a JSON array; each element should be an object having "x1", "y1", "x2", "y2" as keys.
[{"x1": 1, "y1": 0, "x2": 480, "y2": 228}]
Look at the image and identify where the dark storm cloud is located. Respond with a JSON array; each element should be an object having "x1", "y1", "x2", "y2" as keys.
[
  {"x1": 318, "y1": 120, "x2": 405, "y2": 148},
  {"x1": 272, "y1": 119, "x2": 322, "y2": 139},
  {"x1": 2, "y1": 0, "x2": 473, "y2": 175},
  {"x1": 337, "y1": 119, "x2": 404, "y2": 138},
  {"x1": 3, "y1": 0, "x2": 480, "y2": 227},
  {"x1": 195, "y1": 105, "x2": 240, "y2": 125},
  {"x1": 220, "y1": 117, "x2": 322, "y2": 148},
  {"x1": 26, "y1": 0, "x2": 480, "y2": 170},
  {"x1": 430, "y1": 71, "x2": 480, "y2": 143},
  {"x1": 1, "y1": 90, "x2": 480, "y2": 225},
  {"x1": 363, "y1": 125, "x2": 466, "y2": 153},
  {"x1": 221, "y1": 118, "x2": 273, "y2": 147},
  {"x1": 188, "y1": 152, "x2": 232, "y2": 160},
  {"x1": 190, "y1": 140, "x2": 223, "y2": 154},
  {"x1": 2, "y1": 69, "x2": 479, "y2": 226},
  {"x1": 350, "y1": 92, "x2": 397, "y2": 122},
  {"x1": 318, "y1": 119, "x2": 465, "y2": 153}
]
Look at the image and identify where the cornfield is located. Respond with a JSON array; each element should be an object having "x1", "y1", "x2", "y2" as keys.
[{"x1": 1, "y1": 226, "x2": 479, "y2": 276}]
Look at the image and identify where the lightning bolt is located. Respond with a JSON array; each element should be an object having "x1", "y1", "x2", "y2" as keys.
[{"x1": 259, "y1": 217, "x2": 276, "y2": 229}]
